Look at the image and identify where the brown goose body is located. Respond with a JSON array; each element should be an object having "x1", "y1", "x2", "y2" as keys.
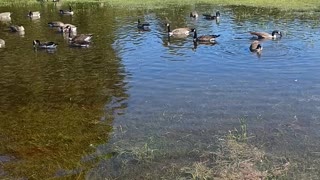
[
  {"x1": 249, "y1": 40, "x2": 263, "y2": 52},
  {"x1": 48, "y1": 21, "x2": 64, "y2": 27},
  {"x1": 10, "y1": 25, "x2": 25, "y2": 32},
  {"x1": 167, "y1": 24, "x2": 194, "y2": 36},
  {"x1": 0, "y1": 12, "x2": 11, "y2": 18},
  {"x1": 0, "y1": 39, "x2": 5, "y2": 48},
  {"x1": 249, "y1": 30, "x2": 282, "y2": 39},
  {"x1": 203, "y1": 11, "x2": 220, "y2": 20},
  {"x1": 193, "y1": 29, "x2": 220, "y2": 43}
]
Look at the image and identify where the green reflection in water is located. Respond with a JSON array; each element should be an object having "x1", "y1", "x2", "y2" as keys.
[{"x1": 0, "y1": 2, "x2": 128, "y2": 179}]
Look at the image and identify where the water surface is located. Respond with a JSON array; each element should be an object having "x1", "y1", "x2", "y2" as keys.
[{"x1": 1, "y1": 2, "x2": 320, "y2": 179}]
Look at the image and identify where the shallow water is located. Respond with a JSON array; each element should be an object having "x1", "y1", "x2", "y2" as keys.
[{"x1": 1, "y1": 2, "x2": 320, "y2": 179}]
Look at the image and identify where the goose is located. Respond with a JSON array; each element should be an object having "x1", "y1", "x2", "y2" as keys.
[
  {"x1": 193, "y1": 29, "x2": 220, "y2": 43},
  {"x1": 249, "y1": 30, "x2": 282, "y2": 39},
  {"x1": 48, "y1": 21, "x2": 64, "y2": 27},
  {"x1": 60, "y1": 6, "x2": 74, "y2": 15},
  {"x1": 28, "y1": 11, "x2": 40, "y2": 18},
  {"x1": 69, "y1": 41, "x2": 90, "y2": 48},
  {"x1": 9, "y1": 25, "x2": 25, "y2": 32},
  {"x1": 190, "y1": 11, "x2": 198, "y2": 18},
  {"x1": 249, "y1": 41, "x2": 263, "y2": 53},
  {"x1": 59, "y1": 24, "x2": 77, "y2": 33},
  {"x1": 68, "y1": 27, "x2": 92, "y2": 43},
  {"x1": 137, "y1": 19, "x2": 150, "y2": 31},
  {"x1": 0, "y1": 39, "x2": 5, "y2": 48},
  {"x1": 0, "y1": 12, "x2": 11, "y2": 18},
  {"x1": 33, "y1": 40, "x2": 58, "y2": 49},
  {"x1": 203, "y1": 11, "x2": 220, "y2": 20},
  {"x1": 166, "y1": 23, "x2": 194, "y2": 36}
]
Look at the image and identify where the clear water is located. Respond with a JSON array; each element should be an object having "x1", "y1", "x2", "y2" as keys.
[{"x1": 1, "y1": 2, "x2": 320, "y2": 179}]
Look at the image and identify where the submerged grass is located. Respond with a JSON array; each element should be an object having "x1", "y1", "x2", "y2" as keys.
[
  {"x1": 88, "y1": 121, "x2": 293, "y2": 179},
  {"x1": 1, "y1": 0, "x2": 320, "y2": 10}
]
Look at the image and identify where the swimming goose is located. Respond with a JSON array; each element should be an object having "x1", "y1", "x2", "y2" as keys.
[
  {"x1": 166, "y1": 23, "x2": 194, "y2": 36},
  {"x1": 59, "y1": 24, "x2": 77, "y2": 33},
  {"x1": 33, "y1": 40, "x2": 58, "y2": 49},
  {"x1": 48, "y1": 21, "x2": 64, "y2": 27},
  {"x1": 249, "y1": 30, "x2": 282, "y2": 39},
  {"x1": 137, "y1": 19, "x2": 150, "y2": 31},
  {"x1": 193, "y1": 29, "x2": 220, "y2": 43},
  {"x1": 68, "y1": 27, "x2": 92, "y2": 43},
  {"x1": 203, "y1": 11, "x2": 220, "y2": 20},
  {"x1": 60, "y1": 6, "x2": 74, "y2": 15},
  {"x1": 190, "y1": 11, "x2": 198, "y2": 18},
  {"x1": 28, "y1": 11, "x2": 40, "y2": 18},
  {"x1": 249, "y1": 41, "x2": 263, "y2": 53},
  {"x1": 9, "y1": 25, "x2": 25, "y2": 32},
  {"x1": 0, "y1": 39, "x2": 5, "y2": 48},
  {"x1": 0, "y1": 12, "x2": 11, "y2": 18}
]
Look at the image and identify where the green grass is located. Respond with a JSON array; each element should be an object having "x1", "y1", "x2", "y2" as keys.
[{"x1": 1, "y1": 0, "x2": 320, "y2": 10}]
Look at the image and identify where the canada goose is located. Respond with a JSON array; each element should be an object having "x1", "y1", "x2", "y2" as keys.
[
  {"x1": 137, "y1": 19, "x2": 150, "y2": 31},
  {"x1": 59, "y1": 24, "x2": 77, "y2": 33},
  {"x1": 0, "y1": 39, "x2": 5, "y2": 48},
  {"x1": 9, "y1": 25, "x2": 25, "y2": 32},
  {"x1": 193, "y1": 29, "x2": 220, "y2": 43},
  {"x1": 0, "y1": 12, "x2": 11, "y2": 18},
  {"x1": 69, "y1": 41, "x2": 90, "y2": 48},
  {"x1": 203, "y1": 11, "x2": 220, "y2": 20},
  {"x1": 33, "y1": 40, "x2": 58, "y2": 49},
  {"x1": 60, "y1": 6, "x2": 74, "y2": 15},
  {"x1": 68, "y1": 27, "x2": 92, "y2": 43},
  {"x1": 166, "y1": 23, "x2": 194, "y2": 36},
  {"x1": 249, "y1": 30, "x2": 282, "y2": 39},
  {"x1": 28, "y1": 11, "x2": 40, "y2": 18},
  {"x1": 190, "y1": 11, "x2": 198, "y2": 18},
  {"x1": 48, "y1": 21, "x2": 64, "y2": 27},
  {"x1": 249, "y1": 41, "x2": 263, "y2": 53}
]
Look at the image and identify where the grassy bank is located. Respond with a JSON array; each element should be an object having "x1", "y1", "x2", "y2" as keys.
[{"x1": 0, "y1": 0, "x2": 320, "y2": 10}]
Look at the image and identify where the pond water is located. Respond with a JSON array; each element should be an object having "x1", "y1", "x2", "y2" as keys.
[{"x1": 1, "y1": 2, "x2": 320, "y2": 179}]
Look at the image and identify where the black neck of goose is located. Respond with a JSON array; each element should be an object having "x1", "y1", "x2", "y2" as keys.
[
  {"x1": 29, "y1": 11, "x2": 32, "y2": 16},
  {"x1": 68, "y1": 28, "x2": 71, "y2": 38},
  {"x1": 138, "y1": 19, "x2": 141, "y2": 25},
  {"x1": 167, "y1": 25, "x2": 170, "y2": 33},
  {"x1": 193, "y1": 30, "x2": 197, "y2": 40},
  {"x1": 216, "y1": 11, "x2": 220, "y2": 17},
  {"x1": 69, "y1": 6, "x2": 72, "y2": 11}
]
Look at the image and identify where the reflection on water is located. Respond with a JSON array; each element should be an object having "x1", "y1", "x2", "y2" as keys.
[{"x1": 1, "y1": 2, "x2": 320, "y2": 179}]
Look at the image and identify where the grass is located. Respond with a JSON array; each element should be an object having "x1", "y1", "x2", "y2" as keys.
[
  {"x1": 87, "y1": 121, "x2": 293, "y2": 179},
  {"x1": 1, "y1": 0, "x2": 320, "y2": 10}
]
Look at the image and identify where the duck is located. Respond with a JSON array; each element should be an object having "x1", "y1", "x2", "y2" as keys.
[
  {"x1": 68, "y1": 27, "x2": 92, "y2": 43},
  {"x1": 193, "y1": 29, "x2": 220, "y2": 43},
  {"x1": 48, "y1": 21, "x2": 64, "y2": 27},
  {"x1": 137, "y1": 19, "x2": 150, "y2": 31},
  {"x1": 0, "y1": 12, "x2": 11, "y2": 18},
  {"x1": 0, "y1": 39, "x2": 5, "y2": 48},
  {"x1": 28, "y1": 11, "x2": 40, "y2": 18},
  {"x1": 190, "y1": 11, "x2": 198, "y2": 18},
  {"x1": 33, "y1": 40, "x2": 58, "y2": 49},
  {"x1": 166, "y1": 23, "x2": 194, "y2": 36},
  {"x1": 249, "y1": 30, "x2": 282, "y2": 39},
  {"x1": 60, "y1": 6, "x2": 74, "y2": 15},
  {"x1": 203, "y1": 11, "x2": 220, "y2": 20},
  {"x1": 249, "y1": 41, "x2": 263, "y2": 53},
  {"x1": 9, "y1": 25, "x2": 25, "y2": 32}
]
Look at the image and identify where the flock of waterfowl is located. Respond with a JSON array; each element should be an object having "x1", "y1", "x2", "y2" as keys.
[
  {"x1": 0, "y1": 5, "x2": 92, "y2": 50},
  {"x1": 139, "y1": 10, "x2": 282, "y2": 53},
  {"x1": 0, "y1": 5, "x2": 282, "y2": 54}
]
